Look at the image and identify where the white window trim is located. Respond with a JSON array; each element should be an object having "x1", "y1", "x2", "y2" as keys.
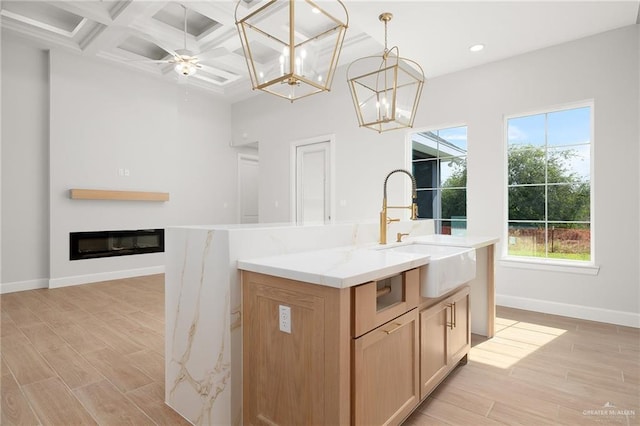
[
  {"x1": 499, "y1": 257, "x2": 600, "y2": 275},
  {"x1": 502, "y1": 100, "x2": 596, "y2": 268}
]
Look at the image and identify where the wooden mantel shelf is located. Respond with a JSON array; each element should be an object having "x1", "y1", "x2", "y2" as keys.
[{"x1": 70, "y1": 189, "x2": 170, "y2": 202}]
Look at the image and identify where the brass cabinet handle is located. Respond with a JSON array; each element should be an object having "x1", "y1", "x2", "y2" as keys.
[
  {"x1": 452, "y1": 301, "x2": 457, "y2": 328},
  {"x1": 446, "y1": 303, "x2": 457, "y2": 330},
  {"x1": 384, "y1": 322, "x2": 403, "y2": 334}
]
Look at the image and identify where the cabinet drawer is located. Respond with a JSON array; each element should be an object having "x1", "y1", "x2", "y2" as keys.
[{"x1": 353, "y1": 268, "x2": 420, "y2": 337}]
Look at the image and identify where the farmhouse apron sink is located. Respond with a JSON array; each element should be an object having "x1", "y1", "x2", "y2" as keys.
[{"x1": 378, "y1": 242, "x2": 477, "y2": 297}]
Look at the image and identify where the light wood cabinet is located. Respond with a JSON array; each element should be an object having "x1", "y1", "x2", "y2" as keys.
[
  {"x1": 242, "y1": 271, "x2": 352, "y2": 425},
  {"x1": 419, "y1": 301, "x2": 449, "y2": 399},
  {"x1": 419, "y1": 286, "x2": 470, "y2": 399},
  {"x1": 242, "y1": 269, "x2": 471, "y2": 426},
  {"x1": 352, "y1": 309, "x2": 419, "y2": 425},
  {"x1": 448, "y1": 287, "x2": 471, "y2": 365}
]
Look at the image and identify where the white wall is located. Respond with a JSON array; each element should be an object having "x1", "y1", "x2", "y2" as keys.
[
  {"x1": 232, "y1": 25, "x2": 640, "y2": 326},
  {"x1": 1, "y1": 34, "x2": 245, "y2": 290},
  {"x1": 1, "y1": 37, "x2": 50, "y2": 291},
  {"x1": 47, "y1": 49, "x2": 238, "y2": 286},
  {"x1": 231, "y1": 74, "x2": 414, "y2": 224}
]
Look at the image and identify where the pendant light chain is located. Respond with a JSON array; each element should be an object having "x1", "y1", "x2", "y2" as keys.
[
  {"x1": 379, "y1": 13, "x2": 393, "y2": 58},
  {"x1": 384, "y1": 18, "x2": 388, "y2": 53}
]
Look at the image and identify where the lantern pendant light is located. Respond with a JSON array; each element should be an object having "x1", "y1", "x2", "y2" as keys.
[
  {"x1": 347, "y1": 13, "x2": 425, "y2": 133},
  {"x1": 235, "y1": 0, "x2": 349, "y2": 102}
]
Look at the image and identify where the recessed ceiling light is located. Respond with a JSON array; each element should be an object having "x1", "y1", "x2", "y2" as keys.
[{"x1": 469, "y1": 44, "x2": 485, "y2": 52}]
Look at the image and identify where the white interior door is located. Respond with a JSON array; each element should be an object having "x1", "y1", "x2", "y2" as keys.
[
  {"x1": 238, "y1": 154, "x2": 259, "y2": 224},
  {"x1": 295, "y1": 141, "x2": 331, "y2": 224}
]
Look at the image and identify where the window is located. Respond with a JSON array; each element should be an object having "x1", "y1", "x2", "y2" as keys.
[
  {"x1": 411, "y1": 126, "x2": 467, "y2": 235},
  {"x1": 506, "y1": 105, "x2": 592, "y2": 261}
]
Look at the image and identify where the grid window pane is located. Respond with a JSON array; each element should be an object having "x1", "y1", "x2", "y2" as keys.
[
  {"x1": 508, "y1": 146, "x2": 545, "y2": 185},
  {"x1": 413, "y1": 159, "x2": 437, "y2": 189},
  {"x1": 508, "y1": 186, "x2": 545, "y2": 221},
  {"x1": 507, "y1": 222, "x2": 546, "y2": 257},
  {"x1": 547, "y1": 223, "x2": 590, "y2": 261},
  {"x1": 440, "y1": 220, "x2": 467, "y2": 236},
  {"x1": 441, "y1": 156, "x2": 466, "y2": 188},
  {"x1": 508, "y1": 114, "x2": 545, "y2": 147},
  {"x1": 441, "y1": 189, "x2": 466, "y2": 220},
  {"x1": 438, "y1": 126, "x2": 468, "y2": 151},
  {"x1": 547, "y1": 107, "x2": 591, "y2": 146},
  {"x1": 548, "y1": 184, "x2": 590, "y2": 221},
  {"x1": 547, "y1": 146, "x2": 590, "y2": 183},
  {"x1": 506, "y1": 105, "x2": 591, "y2": 262},
  {"x1": 417, "y1": 189, "x2": 436, "y2": 219}
]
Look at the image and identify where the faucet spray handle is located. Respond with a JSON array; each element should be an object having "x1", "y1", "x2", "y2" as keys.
[
  {"x1": 387, "y1": 217, "x2": 400, "y2": 225},
  {"x1": 410, "y1": 203, "x2": 418, "y2": 220}
]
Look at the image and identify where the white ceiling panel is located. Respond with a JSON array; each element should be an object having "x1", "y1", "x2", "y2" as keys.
[{"x1": 1, "y1": 0, "x2": 638, "y2": 102}]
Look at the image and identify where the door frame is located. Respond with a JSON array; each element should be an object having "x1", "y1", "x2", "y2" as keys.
[
  {"x1": 289, "y1": 134, "x2": 336, "y2": 224},
  {"x1": 237, "y1": 153, "x2": 259, "y2": 224}
]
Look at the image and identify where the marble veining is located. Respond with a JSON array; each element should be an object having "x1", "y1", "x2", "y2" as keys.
[
  {"x1": 165, "y1": 221, "x2": 436, "y2": 424},
  {"x1": 167, "y1": 230, "x2": 231, "y2": 425}
]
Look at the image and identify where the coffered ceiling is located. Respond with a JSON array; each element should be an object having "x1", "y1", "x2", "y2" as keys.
[{"x1": 1, "y1": 1, "x2": 638, "y2": 102}]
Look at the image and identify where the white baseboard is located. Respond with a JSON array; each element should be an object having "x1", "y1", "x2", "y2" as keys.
[
  {"x1": 497, "y1": 294, "x2": 640, "y2": 328},
  {"x1": 0, "y1": 278, "x2": 49, "y2": 294},
  {"x1": 48, "y1": 266, "x2": 165, "y2": 289}
]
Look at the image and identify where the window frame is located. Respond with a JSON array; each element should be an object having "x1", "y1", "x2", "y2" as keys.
[
  {"x1": 502, "y1": 101, "x2": 596, "y2": 269},
  {"x1": 407, "y1": 124, "x2": 468, "y2": 235}
]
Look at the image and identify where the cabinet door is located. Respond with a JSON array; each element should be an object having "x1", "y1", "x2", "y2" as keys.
[
  {"x1": 243, "y1": 272, "x2": 351, "y2": 426},
  {"x1": 448, "y1": 287, "x2": 470, "y2": 365},
  {"x1": 419, "y1": 302, "x2": 449, "y2": 399},
  {"x1": 353, "y1": 309, "x2": 419, "y2": 426}
]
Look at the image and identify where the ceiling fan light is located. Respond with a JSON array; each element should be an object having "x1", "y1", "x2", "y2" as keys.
[{"x1": 175, "y1": 62, "x2": 197, "y2": 76}]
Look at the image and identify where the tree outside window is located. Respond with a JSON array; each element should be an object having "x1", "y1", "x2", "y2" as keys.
[
  {"x1": 507, "y1": 106, "x2": 592, "y2": 261},
  {"x1": 412, "y1": 126, "x2": 467, "y2": 235}
]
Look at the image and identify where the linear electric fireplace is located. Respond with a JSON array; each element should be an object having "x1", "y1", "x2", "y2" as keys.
[{"x1": 70, "y1": 229, "x2": 164, "y2": 260}]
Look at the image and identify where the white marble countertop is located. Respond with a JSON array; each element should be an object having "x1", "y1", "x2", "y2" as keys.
[
  {"x1": 237, "y1": 235, "x2": 498, "y2": 289},
  {"x1": 237, "y1": 244, "x2": 431, "y2": 288},
  {"x1": 410, "y1": 234, "x2": 499, "y2": 249}
]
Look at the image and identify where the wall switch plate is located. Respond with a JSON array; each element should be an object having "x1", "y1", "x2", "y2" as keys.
[{"x1": 279, "y1": 305, "x2": 291, "y2": 334}]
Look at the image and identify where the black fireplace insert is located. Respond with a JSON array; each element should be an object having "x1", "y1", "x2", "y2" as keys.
[{"x1": 70, "y1": 229, "x2": 164, "y2": 260}]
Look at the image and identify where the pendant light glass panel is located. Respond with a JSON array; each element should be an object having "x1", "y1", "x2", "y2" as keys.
[
  {"x1": 236, "y1": 0, "x2": 348, "y2": 101},
  {"x1": 348, "y1": 53, "x2": 424, "y2": 133}
]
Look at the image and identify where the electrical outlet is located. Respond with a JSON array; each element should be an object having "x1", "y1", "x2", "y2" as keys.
[{"x1": 279, "y1": 305, "x2": 291, "y2": 334}]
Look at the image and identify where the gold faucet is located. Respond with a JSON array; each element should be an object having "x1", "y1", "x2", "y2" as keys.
[{"x1": 379, "y1": 169, "x2": 418, "y2": 244}]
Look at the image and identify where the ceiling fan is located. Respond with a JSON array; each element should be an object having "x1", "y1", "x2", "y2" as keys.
[
  {"x1": 169, "y1": 5, "x2": 200, "y2": 76},
  {"x1": 139, "y1": 5, "x2": 225, "y2": 77}
]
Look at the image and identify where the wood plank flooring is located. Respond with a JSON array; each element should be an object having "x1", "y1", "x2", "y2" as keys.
[
  {"x1": 1, "y1": 274, "x2": 638, "y2": 425},
  {"x1": 406, "y1": 306, "x2": 640, "y2": 426},
  {"x1": 1, "y1": 275, "x2": 189, "y2": 426}
]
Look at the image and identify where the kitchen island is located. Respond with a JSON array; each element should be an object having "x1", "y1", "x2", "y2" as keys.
[
  {"x1": 164, "y1": 221, "x2": 495, "y2": 425},
  {"x1": 237, "y1": 235, "x2": 497, "y2": 425}
]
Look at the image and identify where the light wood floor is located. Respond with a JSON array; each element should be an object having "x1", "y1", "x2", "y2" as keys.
[{"x1": 1, "y1": 274, "x2": 638, "y2": 425}]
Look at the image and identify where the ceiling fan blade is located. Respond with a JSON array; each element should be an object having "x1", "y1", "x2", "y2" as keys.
[
  {"x1": 197, "y1": 47, "x2": 230, "y2": 60},
  {"x1": 128, "y1": 59, "x2": 172, "y2": 64}
]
